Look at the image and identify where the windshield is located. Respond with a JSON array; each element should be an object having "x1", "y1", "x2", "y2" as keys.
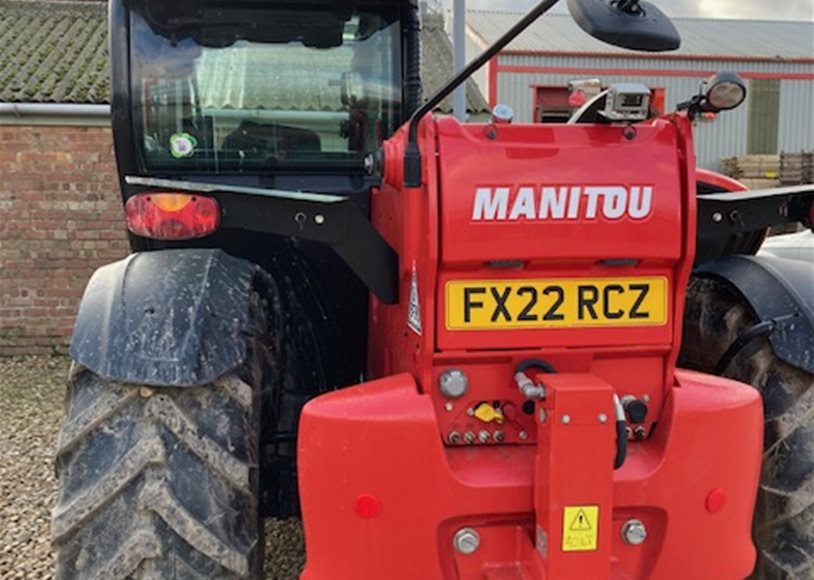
[{"x1": 130, "y1": 8, "x2": 402, "y2": 173}]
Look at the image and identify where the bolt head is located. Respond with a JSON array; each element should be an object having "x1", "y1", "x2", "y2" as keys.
[
  {"x1": 621, "y1": 519, "x2": 647, "y2": 545},
  {"x1": 439, "y1": 369, "x2": 469, "y2": 399},
  {"x1": 712, "y1": 212, "x2": 723, "y2": 223},
  {"x1": 518, "y1": 431, "x2": 529, "y2": 440},
  {"x1": 493, "y1": 430, "x2": 505, "y2": 442},
  {"x1": 444, "y1": 402, "x2": 454, "y2": 412},
  {"x1": 314, "y1": 214, "x2": 325, "y2": 225},
  {"x1": 453, "y1": 527, "x2": 481, "y2": 555},
  {"x1": 561, "y1": 414, "x2": 572, "y2": 425},
  {"x1": 539, "y1": 408, "x2": 547, "y2": 423},
  {"x1": 463, "y1": 432, "x2": 476, "y2": 445},
  {"x1": 478, "y1": 430, "x2": 490, "y2": 443},
  {"x1": 447, "y1": 432, "x2": 461, "y2": 445},
  {"x1": 598, "y1": 413, "x2": 608, "y2": 423}
]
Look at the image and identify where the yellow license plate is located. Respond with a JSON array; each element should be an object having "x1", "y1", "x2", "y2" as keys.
[{"x1": 445, "y1": 277, "x2": 668, "y2": 330}]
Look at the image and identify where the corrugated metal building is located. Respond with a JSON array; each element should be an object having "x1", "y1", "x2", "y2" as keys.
[{"x1": 465, "y1": 11, "x2": 814, "y2": 170}]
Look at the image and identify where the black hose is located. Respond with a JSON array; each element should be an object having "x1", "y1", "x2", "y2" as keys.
[
  {"x1": 614, "y1": 420, "x2": 627, "y2": 469},
  {"x1": 714, "y1": 320, "x2": 776, "y2": 375},
  {"x1": 516, "y1": 359, "x2": 557, "y2": 375}
]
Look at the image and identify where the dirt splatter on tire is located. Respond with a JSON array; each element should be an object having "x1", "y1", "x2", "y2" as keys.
[{"x1": 52, "y1": 295, "x2": 274, "y2": 579}]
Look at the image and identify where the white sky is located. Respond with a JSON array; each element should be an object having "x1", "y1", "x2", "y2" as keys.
[{"x1": 444, "y1": 0, "x2": 814, "y2": 21}]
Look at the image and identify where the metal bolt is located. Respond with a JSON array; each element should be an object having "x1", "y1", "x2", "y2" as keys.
[
  {"x1": 139, "y1": 387, "x2": 154, "y2": 398},
  {"x1": 463, "y1": 432, "x2": 476, "y2": 445},
  {"x1": 478, "y1": 430, "x2": 490, "y2": 443},
  {"x1": 493, "y1": 430, "x2": 505, "y2": 442},
  {"x1": 712, "y1": 212, "x2": 723, "y2": 223},
  {"x1": 466, "y1": 407, "x2": 475, "y2": 417},
  {"x1": 634, "y1": 426, "x2": 647, "y2": 440},
  {"x1": 453, "y1": 527, "x2": 481, "y2": 555},
  {"x1": 642, "y1": 394, "x2": 651, "y2": 403},
  {"x1": 439, "y1": 369, "x2": 469, "y2": 399},
  {"x1": 561, "y1": 414, "x2": 572, "y2": 425},
  {"x1": 598, "y1": 413, "x2": 608, "y2": 424},
  {"x1": 314, "y1": 214, "x2": 325, "y2": 225},
  {"x1": 447, "y1": 432, "x2": 461, "y2": 445},
  {"x1": 444, "y1": 402, "x2": 454, "y2": 412},
  {"x1": 621, "y1": 519, "x2": 647, "y2": 546},
  {"x1": 539, "y1": 408, "x2": 547, "y2": 423},
  {"x1": 518, "y1": 431, "x2": 529, "y2": 440},
  {"x1": 363, "y1": 154, "x2": 375, "y2": 175}
]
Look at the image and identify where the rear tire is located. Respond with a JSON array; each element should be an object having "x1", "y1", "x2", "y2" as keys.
[
  {"x1": 681, "y1": 277, "x2": 814, "y2": 580},
  {"x1": 52, "y1": 296, "x2": 275, "y2": 579}
]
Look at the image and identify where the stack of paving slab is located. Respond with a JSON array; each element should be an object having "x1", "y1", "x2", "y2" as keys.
[
  {"x1": 780, "y1": 152, "x2": 814, "y2": 186},
  {"x1": 721, "y1": 155, "x2": 781, "y2": 190}
]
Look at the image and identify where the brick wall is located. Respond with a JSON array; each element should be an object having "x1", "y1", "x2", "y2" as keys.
[{"x1": 0, "y1": 125, "x2": 129, "y2": 355}]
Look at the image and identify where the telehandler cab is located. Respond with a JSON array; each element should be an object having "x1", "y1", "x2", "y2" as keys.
[{"x1": 52, "y1": 0, "x2": 814, "y2": 578}]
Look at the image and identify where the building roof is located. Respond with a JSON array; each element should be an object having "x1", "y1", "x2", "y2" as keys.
[
  {"x1": 467, "y1": 11, "x2": 814, "y2": 61},
  {"x1": 0, "y1": 0, "x2": 489, "y2": 113},
  {"x1": 0, "y1": 0, "x2": 108, "y2": 104}
]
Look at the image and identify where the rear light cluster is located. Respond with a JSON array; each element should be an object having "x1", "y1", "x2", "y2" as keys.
[{"x1": 125, "y1": 193, "x2": 220, "y2": 240}]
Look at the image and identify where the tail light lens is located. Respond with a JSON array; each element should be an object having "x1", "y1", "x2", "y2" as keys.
[{"x1": 125, "y1": 193, "x2": 220, "y2": 240}]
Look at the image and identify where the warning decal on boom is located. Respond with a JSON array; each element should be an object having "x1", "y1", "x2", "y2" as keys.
[{"x1": 562, "y1": 505, "x2": 599, "y2": 552}]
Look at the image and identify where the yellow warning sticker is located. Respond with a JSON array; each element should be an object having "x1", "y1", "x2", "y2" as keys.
[{"x1": 562, "y1": 506, "x2": 599, "y2": 552}]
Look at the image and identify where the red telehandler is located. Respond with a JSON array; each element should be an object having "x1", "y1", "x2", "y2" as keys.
[{"x1": 52, "y1": 0, "x2": 814, "y2": 578}]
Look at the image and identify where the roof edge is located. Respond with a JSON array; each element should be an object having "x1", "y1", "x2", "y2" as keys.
[{"x1": 499, "y1": 49, "x2": 814, "y2": 64}]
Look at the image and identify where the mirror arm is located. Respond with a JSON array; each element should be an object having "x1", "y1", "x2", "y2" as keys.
[
  {"x1": 615, "y1": 0, "x2": 642, "y2": 14},
  {"x1": 403, "y1": 0, "x2": 562, "y2": 188}
]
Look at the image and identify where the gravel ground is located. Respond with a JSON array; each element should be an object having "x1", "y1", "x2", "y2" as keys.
[{"x1": 0, "y1": 356, "x2": 305, "y2": 579}]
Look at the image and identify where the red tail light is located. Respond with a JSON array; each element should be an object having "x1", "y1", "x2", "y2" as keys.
[{"x1": 125, "y1": 193, "x2": 220, "y2": 240}]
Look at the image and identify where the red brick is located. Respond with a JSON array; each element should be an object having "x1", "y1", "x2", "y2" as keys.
[{"x1": 0, "y1": 126, "x2": 129, "y2": 355}]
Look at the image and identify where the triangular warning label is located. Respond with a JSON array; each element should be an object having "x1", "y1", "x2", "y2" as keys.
[{"x1": 569, "y1": 509, "x2": 592, "y2": 532}]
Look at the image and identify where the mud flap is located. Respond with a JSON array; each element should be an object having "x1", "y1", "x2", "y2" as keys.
[
  {"x1": 693, "y1": 255, "x2": 814, "y2": 374},
  {"x1": 70, "y1": 249, "x2": 267, "y2": 386}
]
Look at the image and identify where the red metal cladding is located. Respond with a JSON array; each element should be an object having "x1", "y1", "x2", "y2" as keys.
[
  {"x1": 298, "y1": 370, "x2": 762, "y2": 579},
  {"x1": 298, "y1": 114, "x2": 762, "y2": 579},
  {"x1": 533, "y1": 374, "x2": 616, "y2": 579},
  {"x1": 695, "y1": 168, "x2": 747, "y2": 193}
]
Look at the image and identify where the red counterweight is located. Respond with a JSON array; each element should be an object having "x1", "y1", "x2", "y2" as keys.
[{"x1": 298, "y1": 113, "x2": 763, "y2": 579}]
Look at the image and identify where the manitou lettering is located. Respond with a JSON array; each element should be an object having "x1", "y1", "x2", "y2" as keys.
[{"x1": 471, "y1": 186, "x2": 653, "y2": 221}]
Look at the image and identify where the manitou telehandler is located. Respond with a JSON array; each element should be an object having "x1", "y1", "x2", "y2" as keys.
[{"x1": 51, "y1": 0, "x2": 814, "y2": 578}]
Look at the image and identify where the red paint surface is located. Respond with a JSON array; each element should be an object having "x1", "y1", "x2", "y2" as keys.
[
  {"x1": 297, "y1": 113, "x2": 763, "y2": 579},
  {"x1": 706, "y1": 489, "x2": 728, "y2": 514},
  {"x1": 353, "y1": 495, "x2": 382, "y2": 519}
]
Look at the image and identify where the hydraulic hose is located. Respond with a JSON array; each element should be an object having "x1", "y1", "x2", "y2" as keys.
[
  {"x1": 613, "y1": 394, "x2": 627, "y2": 469},
  {"x1": 714, "y1": 319, "x2": 776, "y2": 375}
]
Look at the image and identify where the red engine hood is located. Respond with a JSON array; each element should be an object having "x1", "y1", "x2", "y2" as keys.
[{"x1": 436, "y1": 118, "x2": 684, "y2": 266}]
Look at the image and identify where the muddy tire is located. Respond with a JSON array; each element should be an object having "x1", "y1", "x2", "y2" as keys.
[
  {"x1": 52, "y1": 298, "x2": 275, "y2": 579},
  {"x1": 681, "y1": 277, "x2": 814, "y2": 580}
]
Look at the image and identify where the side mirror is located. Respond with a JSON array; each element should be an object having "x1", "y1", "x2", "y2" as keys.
[
  {"x1": 703, "y1": 72, "x2": 747, "y2": 112},
  {"x1": 567, "y1": 0, "x2": 681, "y2": 52}
]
